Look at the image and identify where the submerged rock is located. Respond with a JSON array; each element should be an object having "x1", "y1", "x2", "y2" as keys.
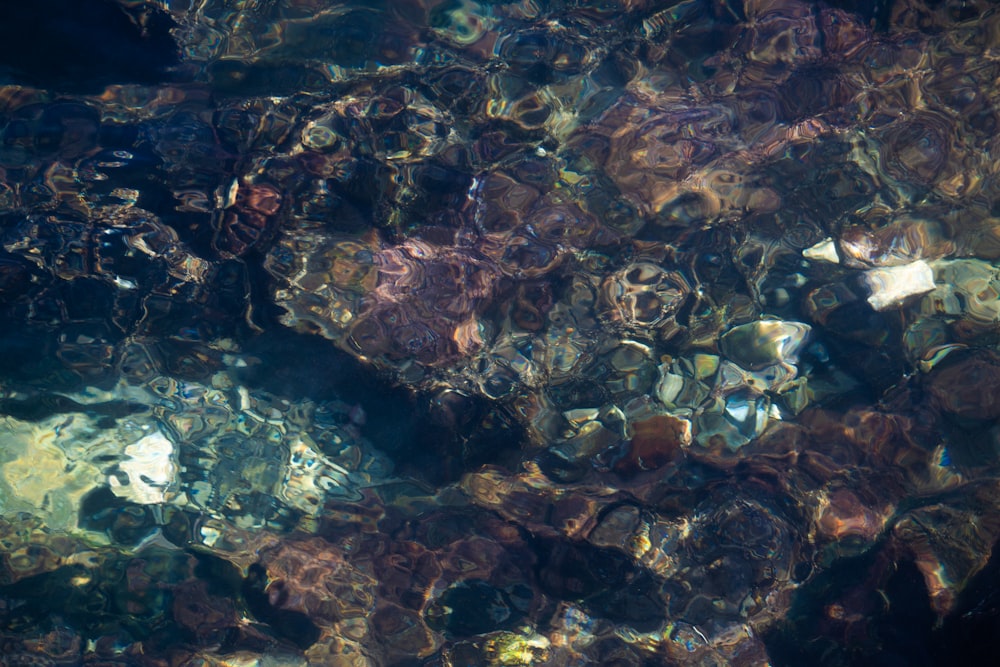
[
  {"x1": 3, "y1": 0, "x2": 1000, "y2": 663},
  {"x1": 863, "y1": 260, "x2": 936, "y2": 311}
]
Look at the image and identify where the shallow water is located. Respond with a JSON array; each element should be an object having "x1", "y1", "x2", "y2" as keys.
[{"x1": 1, "y1": 0, "x2": 1000, "y2": 665}]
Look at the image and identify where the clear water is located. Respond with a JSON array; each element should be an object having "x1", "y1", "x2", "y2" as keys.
[{"x1": 0, "y1": 0, "x2": 999, "y2": 665}]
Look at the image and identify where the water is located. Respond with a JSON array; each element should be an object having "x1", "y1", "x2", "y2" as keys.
[{"x1": 0, "y1": 0, "x2": 999, "y2": 664}]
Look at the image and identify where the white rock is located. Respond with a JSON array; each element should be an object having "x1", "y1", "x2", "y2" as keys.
[
  {"x1": 803, "y1": 238, "x2": 839, "y2": 263},
  {"x1": 863, "y1": 260, "x2": 936, "y2": 311},
  {"x1": 109, "y1": 431, "x2": 177, "y2": 505}
]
